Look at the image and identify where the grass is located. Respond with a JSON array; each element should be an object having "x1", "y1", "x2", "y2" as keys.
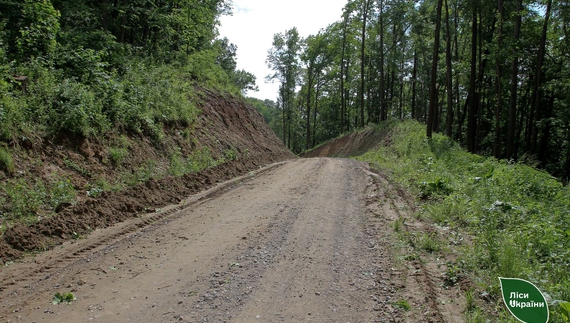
[
  {"x1": 0, "y1": 147, "x2": 15, "y2": 175},
  {"x1": 394, "y1": 299, "x2": 412, "y2": 311},
  {"x1": 357, "y1": 120, "x2": 570, "y2": 322},
  {"x1": 0, "y1": 177, "x2": 77, "y2": 225}
]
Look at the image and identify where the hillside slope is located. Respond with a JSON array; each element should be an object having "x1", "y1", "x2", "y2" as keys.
[
  {"x1": 0, "y1": 90, "x2": 294, "y2": 261},
  {"x1": 302, "y1": 126, "x2": 390, "y2": 158}
]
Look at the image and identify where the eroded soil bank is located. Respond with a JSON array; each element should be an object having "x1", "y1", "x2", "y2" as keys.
[{"x1": 0, "y1": 90, "x2": 294, "y2": 261}]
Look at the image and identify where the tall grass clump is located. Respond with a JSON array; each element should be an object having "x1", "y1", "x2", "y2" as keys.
[
  {"x1": 0, "y1": 147, "x2": 15, "y2": 174},
  {"x1": 358, "y1": 120, "x2": 570, "y2": 318}
]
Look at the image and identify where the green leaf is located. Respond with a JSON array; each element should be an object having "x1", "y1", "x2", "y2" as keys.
[
  {"x1": 499, "y1": 277, "x2": 549, "y2": 323},
  {"x1": 559, "y1": 302, "x2": 570, "y2": 321}
]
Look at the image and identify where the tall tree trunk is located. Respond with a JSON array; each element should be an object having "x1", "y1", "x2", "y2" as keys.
[
  {"x1": 529, "y1": 0, "x2": 552, "y2": 153},
  {"x1": 453, "y1": 0, "x2": 461, "y2": 140},
  {"x1": 389, "y1": 70, "x2": 395, "y2": 116},
  {"x1": 537, "y1": 96, "x2": 553, "y2": 163},
  {"x1": 313, "y1": 81, "x2": 321, "y2": 148},
  {"x1": 444, "y1": 0, "x2": 454, "y2": 137},
  {"x1": 427, "y1": 0, "x2": 444, "y2": 138},
  {"x1": 506, "y1": 0, "x2": 523, "y2": 159},
  {"x1": 345, "y1": 57, "x2": 351, "y2": 132},
  {"x1": 378, "y1": 0, "x2": 386, "y2": 121},
  {"x1": 280, "y1": 87, "x2": 286, "y2": 145},
  {"x1": 306, "y1": 68, "x2": 313, "y2": 151},
  {"x1": 340, "y1": 10, "x2": 349, "y2": 134},
  {"x1": 359, "y1": 0, "x2": 371, "y2": 128},
  {"x1": 411, "y1": 51, "x2": 418, "y2": 120},
  {"x1": 562, "y1": 127, "x2": 570, "y2": 184},
  {"x1": 399, "y1": 61, "x2": 404, "y2": 120},
  {"x1": 493, "y1": 0, "x2": 505, "y2": 158},
  {"x1": 467, "y1": 3, "x2": 478, "y2": 152}
]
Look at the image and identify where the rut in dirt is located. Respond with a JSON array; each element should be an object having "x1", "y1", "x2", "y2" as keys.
[{"x1": 0, "y1": 158, "x2": 408, "y2": 323}]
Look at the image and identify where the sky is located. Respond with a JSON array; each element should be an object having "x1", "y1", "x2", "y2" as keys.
[{"x1": 218, "y1": 0, "x2": 347, "y2": 101}]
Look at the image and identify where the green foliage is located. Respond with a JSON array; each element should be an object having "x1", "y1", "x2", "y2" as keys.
[
  {"x1": 419, "y1": 178, "x2": 452, "y2": 199},
  {"x1": 465, "y1": 288, "x2": 477, "y2": 312},
  {"x1": 393, "y1": 299, "x2": 411, "y2": 311},
  {"x1": 417, "y1": 233, "x2": 441, "y2": 253},
  {"x1": 0, "y1": 176, "x2": 77, "y2": 222},
  {"x1": 16, "y1": 0, "x2": 60, "y2": 59},
  {"x1": 48, "y1": 178, "x2": 75, "y2": 208},
  {"x1": 358, "y1": 120, "x2": 570, "y2": 317},
  {"x1": 63, "y1": 158, "x2": 91, "y2": 177},
  {"x1": 0, "y1": 0, "x2": 250, "y2": 142},
  {"x1": 186, "y1": 147, "x2": 217, "y2": 172},
  {"x1": 0, "y1": 179, "x2": 45, "y2": 221},
  {"x1": 168, "y1": 148, "x2": 186, "y2": 177},
  {"x1": 52, "y1": 291, "x2": 75, "y2": 305},
  {"x1": 124, "y1": 160, "x2": 159, "y2": 186},
  {"x1": 108, "y1": 146, "x2": 128, "y2": 167},
  {"x1": 0, "y1": 147, "x2": 14, "y2": 174}
]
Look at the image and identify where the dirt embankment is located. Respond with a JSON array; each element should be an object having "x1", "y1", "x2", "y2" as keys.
[
  {"x1": 0, "y1": 89, "x2": 295, "y2": 261},
  {"x1": 302, "y1": 126, "x2": 391, "y2": 158}
]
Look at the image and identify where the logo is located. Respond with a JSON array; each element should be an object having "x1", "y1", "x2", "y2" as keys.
[{"x1": 500, "y1": 277, "x2": 549, "y2": 323}]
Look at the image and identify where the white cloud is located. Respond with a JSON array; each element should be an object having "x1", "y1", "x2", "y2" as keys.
[{"x1": 218, "y1": 0, "x2": 347, "y2": 101}]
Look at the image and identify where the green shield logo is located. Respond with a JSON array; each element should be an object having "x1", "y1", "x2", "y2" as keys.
[{"x1": 499, "y1": 277, "x2": 549, "y2": 323}]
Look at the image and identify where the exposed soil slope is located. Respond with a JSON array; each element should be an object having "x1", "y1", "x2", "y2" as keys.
[
  {"x1": 302, "y1": 126, "x2": 390, "y2": 158},
  {"x1": 0, "y1": 89, "x2": 295, "y2": 261}
]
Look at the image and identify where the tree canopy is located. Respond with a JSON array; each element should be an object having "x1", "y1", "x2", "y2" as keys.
[
  {"x1": 0, "y1": 0, "x2": 256, "y2": 140},
  {"x1": 264, "y1": 0, "x2": 570, "y2": 182}
]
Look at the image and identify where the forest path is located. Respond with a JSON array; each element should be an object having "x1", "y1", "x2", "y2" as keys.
[{"x1": 0, "y1": 158, "x2": 449, "y2": 322}]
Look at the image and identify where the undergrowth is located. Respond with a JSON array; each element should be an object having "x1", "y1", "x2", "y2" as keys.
[
  {"x1": 0, "y1": 145, "x2": 238, "y2": 227},
  {"x1": 358, "y1": 120, "x2": 570, "y2": 322}
]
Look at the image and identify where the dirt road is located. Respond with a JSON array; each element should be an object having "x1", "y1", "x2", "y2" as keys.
[{"x1": 0, "y1": 158, "x2": 454, "y2": 322}]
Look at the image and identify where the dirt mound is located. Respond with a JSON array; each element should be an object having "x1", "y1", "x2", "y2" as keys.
[
  {"x1": 302, "y1": 126, "x2": 390, "y2": 158},
  {"x1": 0, "y1": 89, "x2": 294, "y2": 261}
]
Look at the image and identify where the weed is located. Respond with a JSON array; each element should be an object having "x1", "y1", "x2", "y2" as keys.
[
  {"x1": 52, "y1": 292, "x2": 76, "y2": 304},
  {"x1": 393, "y1": 299, "x2": 411, "y2": 311},
  {"x1": 169, "y1": 148, "x2": 186, "y2": 176},
  {"x1": 419, "y1": 178, "x2": 452, "y2": 199},
  {"x1": 392, "y1": 216, "x2": 405, "y2": 232},
  {"x1": 418, "y1": 233, "x2": 441, "y2": 253},
  {"x1": 1, "y1": 179, "x2": 45, "y2": 221},
  {"x1": 443, "y1": 262, "x2": 463, "y2": 287},
  {"x1": 63, "y1": 158, "x2": 91, "y2": 177},
  {"x1": 48, "y1": 178, "x2": 76, "y2": 208},
  {"x1": 0, "y1": 147, "x2": 15, "y2": 174},
  {"x1": 465, "y1": 308, "x2": 485, "y2": 323},
  {"x1": 125, "y1": 160, "x2": 158, "y2": 186},
  {"x1": 465, "y1": 288, "x2": 477, "y2": 312},
  {"x1": 108, "y1": 147, "x2": 128, "y2": 167}
]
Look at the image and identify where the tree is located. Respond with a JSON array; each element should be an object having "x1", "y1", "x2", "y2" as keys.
[
  {"x1": 266, "y1": 28, "x2": 303, "y2": 148},
  {"x1": 427, "y1": 0, "x2": 444, "y2": 138}
]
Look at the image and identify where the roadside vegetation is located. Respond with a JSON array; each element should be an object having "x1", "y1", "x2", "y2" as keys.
[
  {"x1": 358, "y1": 121, "x2": 570, "y2": 322},
  {"x1": 0, "y1": 1, "x2": 255, "y2": 231}
]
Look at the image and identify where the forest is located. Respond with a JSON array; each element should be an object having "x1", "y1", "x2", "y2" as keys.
[
  {"x1": 0, "y1": 0, "x2": 254, "y2": 144},
  {"x1": 263, "y1": 0, "x2": 570, "y2": 182}
]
